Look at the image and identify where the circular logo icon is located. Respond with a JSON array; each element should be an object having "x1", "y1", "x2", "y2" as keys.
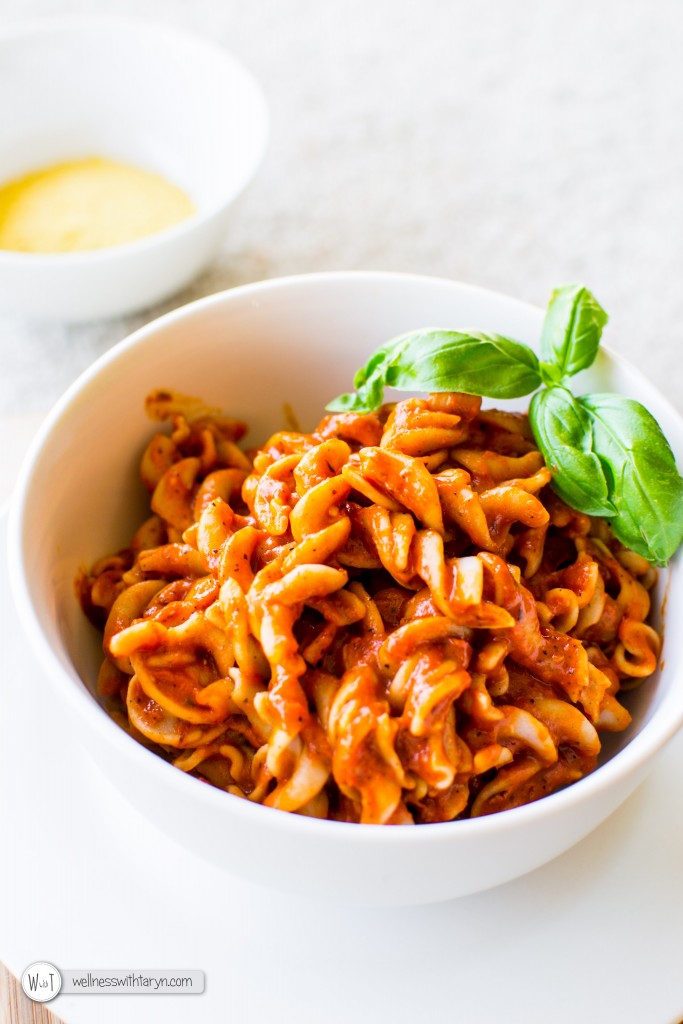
[{"x1": 21, "y1": 962, "x2": 62, "y2": 1003}]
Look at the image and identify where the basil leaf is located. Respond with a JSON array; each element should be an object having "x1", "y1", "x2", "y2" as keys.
[
  {"x1": 579, "y1": 394, "x2": 683, "y2": 565},
  {"x1": 540, "y1": 285, "x2": 608, "y2": 380},
  {"x1": 328, "y1": 336, "x2": 416, "y2": 412},
  {"x1": 353, "y1": 346, "x2": 395, "y2": 390},
  {"x1": 326, "y1": 390, "x2": 374, "y2": 413},
  {"x1": 529, "y1": 387, "x2": 616, "y2": 517},
  {"x1": 387, "y1": 331, "x2": 542, "y2": 397},
  {"x1": 327, "y1": 329, "x2": 542, "y2": 411}
]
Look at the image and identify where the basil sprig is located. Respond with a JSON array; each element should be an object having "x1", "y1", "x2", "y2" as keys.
[{"x1": 327, "y1": 284, "x2": 683, "y2": 565}]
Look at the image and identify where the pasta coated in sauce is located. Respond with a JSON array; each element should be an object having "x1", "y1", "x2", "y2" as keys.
[{"x1": 79, "y1": 390, "x2": 661, "y2": 824}]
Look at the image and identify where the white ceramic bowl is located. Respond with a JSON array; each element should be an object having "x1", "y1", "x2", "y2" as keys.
[
  {"x1": 0, "y1": 19, "x2": 268, "y2": 321},
  {"x1": 8, "y1": 272, "x2": 683, "y2": 905}
]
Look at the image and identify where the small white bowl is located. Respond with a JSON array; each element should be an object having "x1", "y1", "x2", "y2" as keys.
[
  {"x1": 0, "y1": 19, "x2": 268, "y2": 321},
  {"x1": 8, "y1": 272, "x2": 683, "y2": 905}
]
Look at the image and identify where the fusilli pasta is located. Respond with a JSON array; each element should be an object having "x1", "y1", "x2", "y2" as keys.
[{"x1": 79, "y1": 389, "x2": 661, "y2": 824}]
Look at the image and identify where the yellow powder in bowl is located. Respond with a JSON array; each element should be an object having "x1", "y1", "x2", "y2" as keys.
[{"x1": 0, "y1": 157, "x2": 195, "y2": 253}]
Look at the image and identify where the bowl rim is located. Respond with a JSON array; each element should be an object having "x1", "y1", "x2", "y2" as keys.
[
  {"x1": 0, "y1": 16, "x2": 269, "y2": 266},
  {"x1": 8, "y1": 270, "x2": 683, "y2": 844}
]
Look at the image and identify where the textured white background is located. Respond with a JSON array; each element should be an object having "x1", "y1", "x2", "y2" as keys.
[
  {"x1": 1, "y1": 0, "x2": 682, "y2": 415},
  {"x1": 2, "y1": 7, "x2": 683, "y2": 1023}
]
